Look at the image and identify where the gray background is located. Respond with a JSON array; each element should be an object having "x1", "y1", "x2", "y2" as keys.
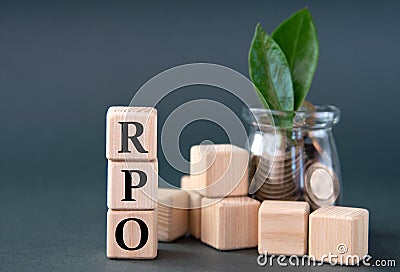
[{"x1": 0, "y1": 0, "x2": 399, "y2": 271}]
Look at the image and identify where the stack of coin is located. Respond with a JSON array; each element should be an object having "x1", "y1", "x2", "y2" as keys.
[{"x1": 253, "y1": 144, "x2": 303, "y2": 201}]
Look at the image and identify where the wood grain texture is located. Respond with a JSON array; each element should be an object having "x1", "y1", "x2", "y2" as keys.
[
  {"x1": 106, "y1": 106, "x2": 157, "y2": 161},
  {"x1": 180, "y1": 176, "x2": 202, "y2": 239},
  {"x1": 309, "y1": 206, "x2": 369, "y2": 265},
  {"x1": 187, "y1": 191, "x2": 202, "y2": 239},
  {"x1": 190, "y1": 144, "x2": 249, "y2": 198},
  {"x1": 107, "y1": 209, "x2": 157, "y2": 259},
  {"x1": 258, "y1": 200, "x2": 310, "y2": 255},
  {"x1": 180, "y1": 175, "x2": 201, "y2": 191},
  {"x1": 201, "y1": 197, "x2": 260, "y2": 250},
  {"x1": 157, "y1": 188, "x2": 189, "y2": 242},
  {"x1": 107, "y1": 160, "x2": 158, "y2": 210}
]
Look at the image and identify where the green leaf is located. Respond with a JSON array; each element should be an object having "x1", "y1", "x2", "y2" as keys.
[
  {"x1": 272, "y1": 8, "x2": 319, "y2": 110},
  {"x1": 249, "y1": 23, "x2": 294, "y2": 113}
]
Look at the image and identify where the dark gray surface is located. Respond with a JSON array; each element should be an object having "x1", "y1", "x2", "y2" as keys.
[
  {"x1": 0, "y1": 0, "x2": 399, "y2": 271},
  {"x1": 0, "y1": 176, "x2": 398, "y2": 271}
]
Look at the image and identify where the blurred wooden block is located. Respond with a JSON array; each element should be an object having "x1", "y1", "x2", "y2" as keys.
[
  {"x1": 157, "y1": 188, "x2": 189, "y2": 242},
  {"x1": 107, "y1": 160, "x2": 158, "y2": 210},
  {"x1": 180, "y1": 175, "x2": 201, "y2": 191},
  {"x1": 201, "y1": 197, "x2": 260, "y2": 250},
  {"x1": 258, "y1": 201, "x2": 310, "y2": 256},
  {"x1": 107, "y1": 209, "x2": 157, "y2": 259},
  {"x1": 180, "y1": 176, "x2": 202, "y2": 239},
  {"x1": 106, "y1": 106, "x2": 157, "y2": 161},
  {"x1": 190, "y1": 144, "x2": 249, "y2": 198},
  {"x1": 187, "y1": 191, "x2": 202, "y2": 239},
  {"x1": 309, "y1": 206, "x2": 369, "y2": 265}
]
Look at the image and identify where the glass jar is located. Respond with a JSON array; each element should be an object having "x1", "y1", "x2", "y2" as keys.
[{"x1": 244, "y1": 105, "x2": 342, "y2": 210}]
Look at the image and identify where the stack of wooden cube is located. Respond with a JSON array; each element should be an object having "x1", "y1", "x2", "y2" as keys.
[
  {"x1": 106, "y1": 106, "x2": 158, "y2": 259},
  {"x1": 180, "y1": 143, "x2": 369, "y2": 265},
  {"x1": 182, "y1": 144, "x2": 260, "y2": 250}
]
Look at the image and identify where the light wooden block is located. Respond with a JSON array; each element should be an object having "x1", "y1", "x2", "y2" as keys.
[
  {"x1": 190, "y1": 144, "x2": 249, "y2": 198},
  {"x1": 258, "y1": 201, "x2": 310, "y2": 256},
  {"x1": 106, "y1": 106, "x2": 157, "y2": 161},
  {"x1": 180, "y1": 175, "x2": 201, "y2": 191},
  {"x1": 107, "y1": 160, "x2": 158, "y2": 210},
  {"x1": 187, "y1": 191, "x2": 202, "y2": 239},
  {"x1": 180, "y1": 176, "x2": 202, "y2": 239},
  {"x1": 107, "y1": 209, "x2": 157, "y2": 259},
  {"x1": 309, "y1": 206, "x2": 369, "y2": 265},
  {"x1": 201, "y1": 197, "x2": 260, "y2": 250},
  {"x1": 157, "y1": 188, "x2": 189, "y2": 242}
]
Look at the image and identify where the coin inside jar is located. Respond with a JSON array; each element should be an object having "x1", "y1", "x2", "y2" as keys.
[
  {"x1": 310, "y1": 168, "x2": 334, "y2": 200},
  {"x1": 251, "y1": 133, "x2": 304, "y2": 202},
  {"x1": 257, "y1": 166, "x2": 299, "y2": 179},
  {"x1": 304, "y1": 162, "x2": 340, "y2": 208},
  {"x1": 258, "y1": 156, "x2": 301, "y2": 170},
  {"x1": 258, "y1": 184, "x2": 298, "y2": 197}
]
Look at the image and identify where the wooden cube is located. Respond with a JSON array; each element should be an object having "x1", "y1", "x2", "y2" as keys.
[
  {"x1": 201, "y1": 197, "x2": 260, "y2": 250},
  {"x1": 187, "y1": 191, "x2": 202, "y2": 239},
  {"x1": 309, "y1": 206, "x2": 369, "y2": 265},
  {"x1": 180, "y1": 176, "x2": 202, "y2": 239},
  {"x1": 107, "y1": 160, "x2": 158, "y2": 210},
  {"x1": 258, "y1": 201, "x2": 310, "y2": 256},
  {"x1": 180, "y1": 175, "x2": 201, "y2": 191},
  {"x1": 107, "y1": 209, "x2": 157, "y2": 259},
  {"x1": 106, "y1": 106, "x2": 157, "y2": 161},
  {"x1": 190, "y1": 144, "x2": 249, "y2": 198},
  {"x1": 157, "y1": 188, "x2": 189, "y2": 242}
]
